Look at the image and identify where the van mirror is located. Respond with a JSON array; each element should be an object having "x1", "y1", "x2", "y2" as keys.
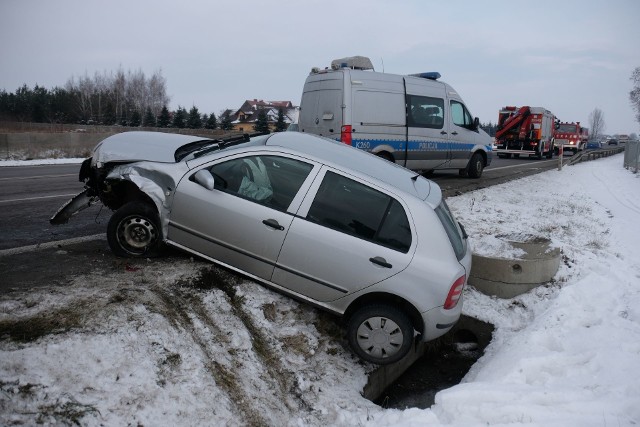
[
  {"x1": 473, "y1": 117, "x2": 480, "y2": 131},
  {"x1": 194, "y1": 169, "x2": 215, "y2": 190}
]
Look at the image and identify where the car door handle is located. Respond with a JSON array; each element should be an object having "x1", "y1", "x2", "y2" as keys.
[
  {"x1": 440, "y1": 131, "x2": 448, "y2": 135},
  {"x1": 451, "y1": 131, "x2": 458, "y2": 136},
  {"x1": 262, "y1": 219, "x2": 284, "y2": 231},
  {"x1": 369, "y1": 256, "x2": 392, "y2": 268}
]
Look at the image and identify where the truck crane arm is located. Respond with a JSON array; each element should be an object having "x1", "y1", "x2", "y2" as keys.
[{"x1": 495, "y1": 106, "x2": 531, "y2": 140}]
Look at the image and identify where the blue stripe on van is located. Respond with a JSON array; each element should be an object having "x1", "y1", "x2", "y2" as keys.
[{"x1": 348, "y1": 138, "x2": 479, "y2": 152}]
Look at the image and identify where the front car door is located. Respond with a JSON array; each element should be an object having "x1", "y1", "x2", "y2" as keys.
[
  {"x1": 272, "y1": 168, "x2": 415, "y2": 302},
  {"x1": 168, "y1": 153, "x2": 316, "y2": 281}
]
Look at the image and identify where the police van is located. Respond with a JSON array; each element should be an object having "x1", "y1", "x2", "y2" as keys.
[{"x1": 298, "y1": 56, "x2": 492, "y2": 178}]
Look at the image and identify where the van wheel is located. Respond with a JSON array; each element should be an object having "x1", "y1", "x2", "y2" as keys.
[
  {"x1": 347, "y1": 304, "x2": 413, "y2": 365},
  {"x1": 107, "y1": 201, "x2": 161, "y2": 258},
  {"x1": 466, "y1": 152, "x2": 484, "y2": 178},
  {"x1": 376, "y1": 152, "x2": 394, "y2": 163}
]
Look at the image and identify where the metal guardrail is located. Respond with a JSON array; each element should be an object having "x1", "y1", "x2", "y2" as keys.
[
  {"x1": 624, "y1": 140, "x2": 640, "y2": 173},
  {"x1": 566, "y1": 146, "x2": 625, "y2": 166}
]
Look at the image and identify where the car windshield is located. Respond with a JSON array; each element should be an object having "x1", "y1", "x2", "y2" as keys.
[{"x1": 175, "y1": 134, "x2": 270, "y2": 162}]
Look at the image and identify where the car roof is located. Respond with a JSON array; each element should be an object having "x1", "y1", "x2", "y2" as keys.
[{"x1": 263, "y1": 132, "x2": 434, "y2": 201}]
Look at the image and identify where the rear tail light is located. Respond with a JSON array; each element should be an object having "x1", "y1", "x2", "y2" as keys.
[
  {"x1": 444, "y1": 275, "x2": 465, "y2": 310},
  {"x1": 341, "y1": 125, "x2": 352, "y2": 145}
]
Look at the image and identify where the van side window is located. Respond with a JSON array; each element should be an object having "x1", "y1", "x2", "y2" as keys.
[
  {"x1": 407, "y1": 95, "x2": 444, "y2": 129},
  {"x1": 306, "y1": 171, "x2": 412, "y2": 252},
  {"x1": 450, "y1": 101, "x2": 473, "y2": 128}
]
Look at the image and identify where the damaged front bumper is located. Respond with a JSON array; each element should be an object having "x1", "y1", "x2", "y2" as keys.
[{"x1": 49, "y1": 188, "x2": 99, "y2": 225}]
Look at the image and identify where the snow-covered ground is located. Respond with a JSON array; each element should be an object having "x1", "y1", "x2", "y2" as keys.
[{"x1": 1, "y1": 154, "x2": 639, "y2": 426}]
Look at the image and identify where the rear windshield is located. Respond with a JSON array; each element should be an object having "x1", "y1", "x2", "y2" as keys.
[{"x1": 434, "y1": 200, "x2": 466, "y2": 261}]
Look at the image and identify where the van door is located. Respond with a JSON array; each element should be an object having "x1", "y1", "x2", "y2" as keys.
[
  {"x1": 404, "y1": 90, "x2": 451, "y2": 171},
  {"x1": 448, "y1": 99, "x2": 481, "y2": 169},
  {"x1": 299, "y1": 73, "x2": 344, "y2": 140}
]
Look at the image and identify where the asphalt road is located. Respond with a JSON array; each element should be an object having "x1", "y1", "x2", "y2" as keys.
[
  {"x1": 0, "y1": 154, "x2": 568, "y2": 290},
  {"x1": 0, "y1": 163, "x2": 106, "y2": 250}
]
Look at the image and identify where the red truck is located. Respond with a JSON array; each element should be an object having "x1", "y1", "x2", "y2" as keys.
[
  {"x1": 554, "y1": 122, "x2": 588, "y2": 154},
  {"x1": 494, "y1": 106, "x2": 556, "y2": 159}
]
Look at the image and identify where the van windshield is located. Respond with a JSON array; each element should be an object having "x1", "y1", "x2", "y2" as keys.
[{"x1": 434, "y1": 200, "x2": 466, "y2": 261}]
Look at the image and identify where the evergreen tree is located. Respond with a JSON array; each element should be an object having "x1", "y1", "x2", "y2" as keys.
[
  {"x1": 274, "y1": 108, "x2": 287, "y2": 132},
  {"x1": 142, "y1": 107, "x2": 156, "y2": 127},
  {"x1": 219, "y1": 110, "x2": 234, "y2": 130},
  {"x1": 157, "y1": 105, "x2": 171, "y2": 128},
  {"x1": 253, "y1": 108, "x2": 270, "y2": 133},
  {"x1": 118, "y1": 109, "x2": 128, "y2": 126},
  {"x1": 102, "y1": 101, "x2": 117, "y2": 125},
  {"x1": 205, "y1": 112, "x2": 218, "y2": 129},
  {"x1": 187, "y1": 106, "x2": 202, "y2": 129},
  {"x1": 129, "y1": 109, "x2": 142, "y2": 127},
  {"x1": 480, "y1": 121, "x2": 496, "y2": 137},
  {"x1": 172, "y1": 106, "x2": 187, "y2": 128}
]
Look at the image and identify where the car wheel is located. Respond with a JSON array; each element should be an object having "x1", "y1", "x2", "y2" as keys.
[
  {"x1": 466, "y1": 152, "x2": 484, "y2": 178},
  {"x1": 347, "y1": 304, "x2": 413, "y2": 365},
  {"x1": 107, "y1": 201, "x2": 161, "y2": 258}
]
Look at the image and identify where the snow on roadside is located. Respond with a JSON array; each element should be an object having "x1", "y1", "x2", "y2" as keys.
[
  {"x1": 0, "y1": 158, "x2": 85, "y2": 166},
  {"x1": 1, "y1": 154, "x2": 639, "y2": 426}
]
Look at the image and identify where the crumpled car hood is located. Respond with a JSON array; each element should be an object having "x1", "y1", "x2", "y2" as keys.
[{"x1": 92, "y1": 131, "x2": 212, "y2": 165}]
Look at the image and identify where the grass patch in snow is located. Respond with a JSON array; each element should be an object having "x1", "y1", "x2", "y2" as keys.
[{"x1": 0, "y1": 301, "x2": 90, "y2": 343}]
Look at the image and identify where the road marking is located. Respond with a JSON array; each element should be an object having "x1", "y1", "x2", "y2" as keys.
[
  {"x1": 0, "y1": 193, "x2": 78, "y2": 203},
  {"x1": 485, "y1": 159, "x2": 557, "y2": 172},
  {"x1": 0, "y1": 233, "x2": 106, "y2": 257},
  {"x1": 0, "y1": 173, "x2": 77, "y2": 181}
]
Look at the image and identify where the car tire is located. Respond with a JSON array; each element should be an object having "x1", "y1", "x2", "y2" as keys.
[
  {"x1": 347, "y1": 304, "x2": 413, "y2": 365},
  {"x1": 466, "y1": 152, "x2": 484, "y2": 178},
  {"x1": 107, "y1": 201, "x2": 161, "y2": 258},
  {"x1": 376, "y1": 152, "x2": 394, "y2": 163}
]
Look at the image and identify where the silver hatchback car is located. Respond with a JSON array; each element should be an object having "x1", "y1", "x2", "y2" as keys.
[{"x1": 51, "y1": 131, "x2": 471, "y2": 365}]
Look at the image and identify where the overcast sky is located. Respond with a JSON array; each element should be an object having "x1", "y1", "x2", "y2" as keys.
[{"x1": 2, "y1": 0, "x2": 639, "y2": 134}]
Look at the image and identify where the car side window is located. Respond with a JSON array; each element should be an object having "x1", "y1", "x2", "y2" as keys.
[
  {"x1": 307, "y1": 171, "x2": 412, "y2": 252},
  {"x1": 407, "y1": 95, "x2": 444, "y2": 129},
  {"x1": 450, "y1": 100, "x2": 473, "y2": 128},
  {"x1": 209, "y1": 155, "x2": 313, "y2": 211}
]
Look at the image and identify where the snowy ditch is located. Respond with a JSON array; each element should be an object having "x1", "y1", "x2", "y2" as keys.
[
  {"x1": 0, "y1": 251, "x2": 489, "y2": 424},
  {"x1": 2, "y1": 153, "x2": 640, "y2": 425}
]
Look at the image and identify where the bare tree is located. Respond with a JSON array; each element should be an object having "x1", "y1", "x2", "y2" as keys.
[
  {"x1": 589, "y1": 108, "x2": 606, "y2": 139},
  {"x1": 148, "y1": 69, "x2": 169, "y2": 118},
  {"x1": 630, "y1": 67, "x2": 640, "y2": 125},
  {"x1": 63, "y1": 66, "x2": 170, "y2": 125}
]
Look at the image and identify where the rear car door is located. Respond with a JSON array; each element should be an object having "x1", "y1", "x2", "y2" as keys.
[
  {"x1": 272, "y1": 168, "x2": 415, "y2": 302},
  {"x1": 168, "y1": 153, "x2": 316, "y2": 281}
]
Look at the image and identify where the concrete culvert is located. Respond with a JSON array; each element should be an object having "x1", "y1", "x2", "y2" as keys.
[
  {"x1": 368, "y1": 316, "x2": 494, "y2": 409},
  {"x1": 469, "y1": 234, "x2": 561, "y2": 298}
]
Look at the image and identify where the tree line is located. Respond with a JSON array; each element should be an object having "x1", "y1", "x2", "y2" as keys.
[{"x1": 0, "y1": 68, "x2": 236, "y2": 130}]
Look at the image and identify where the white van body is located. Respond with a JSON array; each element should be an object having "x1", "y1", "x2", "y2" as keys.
[{"x1": 299, "y1": 57, "x2": 493, "y2": 177}]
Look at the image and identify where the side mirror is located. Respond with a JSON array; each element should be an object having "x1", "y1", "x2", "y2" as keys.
[
  {"x1": 473, "y1": 117, "x2": 480, "y2": 131},
  {"x1": 194, "y1": 169, "x2": 215, "y2": 191}
]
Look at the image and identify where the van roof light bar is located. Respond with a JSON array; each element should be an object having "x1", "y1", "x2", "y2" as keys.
[{"x1": 410, "y1": 72, "x2": 441, "y2": 80}]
